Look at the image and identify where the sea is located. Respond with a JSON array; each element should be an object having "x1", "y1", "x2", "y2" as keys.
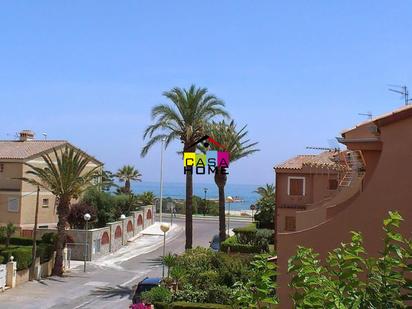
[{"x1": 130, "y1": 181, "x2": 260, "y2": 211}]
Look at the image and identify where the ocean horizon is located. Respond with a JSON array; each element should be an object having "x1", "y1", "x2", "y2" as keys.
[{"x1": 131, "y1": 181, "x2": 261, "y2": 211}]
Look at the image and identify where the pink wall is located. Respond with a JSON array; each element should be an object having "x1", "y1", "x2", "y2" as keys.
[{"x1": 276, "y1": 116, "x2": 412, "y2": 308}]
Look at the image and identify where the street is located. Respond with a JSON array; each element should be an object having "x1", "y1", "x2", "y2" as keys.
[{"x1": 0, "y1": 217, "x2": 248, "y2": 309}]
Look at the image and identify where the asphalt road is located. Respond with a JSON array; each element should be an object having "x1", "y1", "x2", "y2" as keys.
[{"x1": 0, "y1": 217, "x2": 248, "y2": 309}]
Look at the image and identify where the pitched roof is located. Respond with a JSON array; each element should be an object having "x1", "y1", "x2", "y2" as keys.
[
  {"x1": 0, "y1": 140, "x2": 68, "y2": 160},
  {"x1": 341, "y1": 104, "x2": 412, "y2": 135},
  {"x1": 275, "y1": 151, "x2": 342, "y2": 170}
]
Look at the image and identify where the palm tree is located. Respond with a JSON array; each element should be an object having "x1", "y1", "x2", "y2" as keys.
[
  {"x1": 115, "y1": 165, "x2": 142, "y2": 194},
  {"x1": 204, "y1": 120, "x2": 258, "y2": 243},
  {"x1": 254, "y1": 184, "x2": 275, "y2": 200},
  {"x1": 141, "y1": 85, "x2": 228, "y2": 249},
  {"x1": 21, "y1": 147, "x2": 100, "y2": 276}
]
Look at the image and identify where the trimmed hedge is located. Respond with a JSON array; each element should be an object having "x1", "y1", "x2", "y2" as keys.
[
  {"x1": 220, "y1": 236, "x2": 261, "y2": 254},
  {"x1": 9, "y1": 237, "x2": 41, "y2": 246},
  {"x1": 154, "y1": 302, "x2": 230, "y2": 309},
  {"x1": 0, "y1": 246, "x2": 32, "y2": 270}
]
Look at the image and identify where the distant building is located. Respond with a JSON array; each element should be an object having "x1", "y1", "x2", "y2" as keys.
[
  {"x1": 275, "y1": 105, "x2": 412, "y2": 307},
  {"x1": 0, "y1": 130, "x2": 102, "y2": 236}
]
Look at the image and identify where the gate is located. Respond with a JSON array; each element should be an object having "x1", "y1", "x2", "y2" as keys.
[{"x1": 0, "y1": 264, "x2": 6, "y2": 291}]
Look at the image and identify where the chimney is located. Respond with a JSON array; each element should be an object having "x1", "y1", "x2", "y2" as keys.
[{"x1": 19, "y1": 130, "x2": 35, "y2": 141}]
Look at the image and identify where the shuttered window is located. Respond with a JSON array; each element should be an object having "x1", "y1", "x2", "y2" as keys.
[
  {"x1": 289, "y1": 178, "x2": 304, "y2": 196},
  {"x1": 329, "y1": 179, "x2": 338, "y2": 190},
  {"x1": 285, "y1": 216, "x2": 296, "y2": 231}
]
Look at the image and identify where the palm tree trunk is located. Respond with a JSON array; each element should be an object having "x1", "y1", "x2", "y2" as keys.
[
  {"x1": 185, "y1": 168, "x2": 193, "y2": 249},
  {"x1": 52, "y1": 196, "x2": 70, "y2": 276},
  {"x1": 215, "y1": 172, "x2": 227, "y2": 243},
  {"x1": 125, "y1": 179, "x2": 131, "y2": 194}
]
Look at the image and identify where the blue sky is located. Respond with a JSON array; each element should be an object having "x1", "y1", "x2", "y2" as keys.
[{"x1": 1, "y1": 1, "x2": 411, "y2": 185}]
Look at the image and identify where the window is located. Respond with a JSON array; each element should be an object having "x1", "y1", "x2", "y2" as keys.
[
  {"x1": 329, "y1": 179, "x2": 338, "y2": 190},
  {"x1": 0, "y1": 163, "x2": 4, "y2": 173},
  {"x1": 8, "y1": 197, "x2": 19, "y2": 212},
  {"x1": 42, "y1": 198, "x2": 49, "y2": 208},
  {"x1": 288, "y1": 177, "x2": 305, "y2": 196},
  {"x1": 285, "y1": 216, "x2": 296, "y2": 231}
]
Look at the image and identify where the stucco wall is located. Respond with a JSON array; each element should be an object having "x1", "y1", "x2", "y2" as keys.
[
  {"x1": 276, "y1": 116, "x2": 412, "y2": 308},
  {"x1": 108, "y1": 221, "x2": 123, "y2": 252}
]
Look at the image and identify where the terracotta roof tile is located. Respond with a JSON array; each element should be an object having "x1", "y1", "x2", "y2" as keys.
[
  {"x1": 275, "y1": 151, "x2": 342, "y2": 170},
  {"x1": 0, "y1": 140, "x2": 67, "y2": 160}
]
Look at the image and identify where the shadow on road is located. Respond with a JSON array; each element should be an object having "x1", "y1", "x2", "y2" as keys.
[{"x1": 90, "y1": 285, "x2": 134, "y2": 300}]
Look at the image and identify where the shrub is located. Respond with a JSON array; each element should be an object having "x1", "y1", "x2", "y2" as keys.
[
  {"x1": 233, "y1": 223, "x2": 257, "y2": 244},
  {"x1": 0, "y1": 247, "x2": 32, "y2": 270},
  {"x1": 170, "y1": 302, "x2": 231, "y2": 308},
  {"x1": 36, "y1": 243, "x2": 55, "y2": 263},
  {"x1": 0, "y1": 256, "x2": 4, "y2": 264},
  {"x1": 288, "y1": 211, "x2": 412, "y2": 307},
  {"x1": 141, "y1": 286, "x2": 172, "y2": 304},
  {"x1": 9, "y1": 237, "x2": 37, "y2": 246},
  {"x1": 41, "y1": 232, "x2": 57, "y2": 245},
  {"x1": 220, "y1": 236, "x2": 262, "y2": 254}
]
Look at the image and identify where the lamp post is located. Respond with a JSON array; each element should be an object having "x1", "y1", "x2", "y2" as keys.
[
  {"x1": 159, "y1": 137, "x2": 166, "y2": 223},
  {"x1": 160, "y1": 223, "x2": 170, "y2": 278},
  {"x1": 120, "y1": 214, "x2": 126, "y2": 245},
  {"x1": 227, "y1": 196, "x2": 234, "y2": 236},
  {"x1": 203, "y1": 188, "x2": 208, "y2": 216},
  {"x1": 83, "y1": 213, "x2": 91, "y2": 273}
]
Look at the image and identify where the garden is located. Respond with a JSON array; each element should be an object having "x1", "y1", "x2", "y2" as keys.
[
  {"x1": 141, "y1": 248, "x2": 277, "y2": 308},
  {"x1": 0, "y1": 224, "x2": 56, "y2": 271}
]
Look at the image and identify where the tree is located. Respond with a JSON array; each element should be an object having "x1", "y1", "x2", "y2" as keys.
[
  {"x1": 288, "y1": 211, "x2": 412, "y2": 308},
  {"x1": 0, "y1": 223, "x2": 17, "y2": 248},
  {"x1": 141, "y1": 85, "x2": 229, "y2": 249},
  {"x1": 138, "y1": 191, "x2": 155, "y2": 205},
  {"x1": 67, "y1": 202, "x2": 97, "y2": 229},
  {"x1": 114, "y1": 165, "x2": 142, "y2": 194},
  {"x1": 204, "y1": 120, "x2": 258, "y2": 243},
  {"x1": 255, "y1": 184, "x2": 275, "y2": 200},
  {"x1": 21, "y1": 146, "x2": 100, "y2": 276}
]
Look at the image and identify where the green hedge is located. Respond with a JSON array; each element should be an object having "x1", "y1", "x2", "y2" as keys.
[
  {"x1": 9, "y1": 237, "x2": 40, "y2": 246},
  {"x1": 220, "y1": 236, "x2": 261, "y2": 254},
  {"x1": 0, "y1": 247, "x2": 32, "y2": 270},
  {"x1": 154, "y1": 302, "x2": 230, "y2": 309},
  {"x1": 0, "y1": 255, "x2": 4, "y2": 264}
]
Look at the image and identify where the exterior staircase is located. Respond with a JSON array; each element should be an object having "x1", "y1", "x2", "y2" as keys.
[{"x1": 339, "y1": 150, "x2": 366, "y2": 188}]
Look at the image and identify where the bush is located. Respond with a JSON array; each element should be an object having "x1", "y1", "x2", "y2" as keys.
[
  {"x1": 9, "y1": 237, "x2": 38, "y2": 246},
  {"x1": 36, "y1": 243, "x2": 54, "y2": 263},
  {"x1": 220, "y1": 236, "x2": 262, "y2": 254},
  {"x1": 170, "y1": 302, "x2": 231, "y2": 308},
  {"x1": 41, "y1": 232, "x2": 57, "y2": 245},
  {"x1": 288, "y1": 211, "x2": 412, "y2": 307},
  {"x1": 233, "y1": 223, "x2": 257, "y2": 244},
  {"x1": 0, "y1": 247, "x2": 32, "y2": 270},
  {"x1": 0, "y1": 256, "x2": 4, "y2": 264},
  {"x1": 141, "y1": 286, "x2": 172, "y2": 304}
]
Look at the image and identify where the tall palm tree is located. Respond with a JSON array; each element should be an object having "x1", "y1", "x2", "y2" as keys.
[
  {"x1": 21, "y1": 147, "x2": 100, "y2": 276},
  {"x1": 141, "y1": 85, "x2": 228, "y2": 249},
  {"x1": 204, "y1": 120, "x2": 259, "y2": 243},
  {"x1": 254, "y1": 184, "x2": 275, "y2": 200},
  {"x1": 115, "y1": 165, "x2": 142, "y2": 194}
]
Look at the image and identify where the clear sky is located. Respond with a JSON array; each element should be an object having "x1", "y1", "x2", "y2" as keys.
[{"x1": 1, "y1": 1, "x2": 411, "y2": 185}]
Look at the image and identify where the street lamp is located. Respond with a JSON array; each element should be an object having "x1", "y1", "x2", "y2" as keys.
[
  {"x1": 83, "y1": 213, "x2": 91, "y2": 273},
  {"x1": 203, "y1": 188, "x2": 208, "y2": 216},
  {"x1": 159, "y1": 137, "x2": 166, "y2": 223},
  {"x1": 227, "y1": 196, "x2": 234, "y2": 236},
  {"x1": 160, "y1": 223, "x2": 170, "y2": 278},
  {"x1": 120, "y1": 214, "x2": 126, "y2": 220}
]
